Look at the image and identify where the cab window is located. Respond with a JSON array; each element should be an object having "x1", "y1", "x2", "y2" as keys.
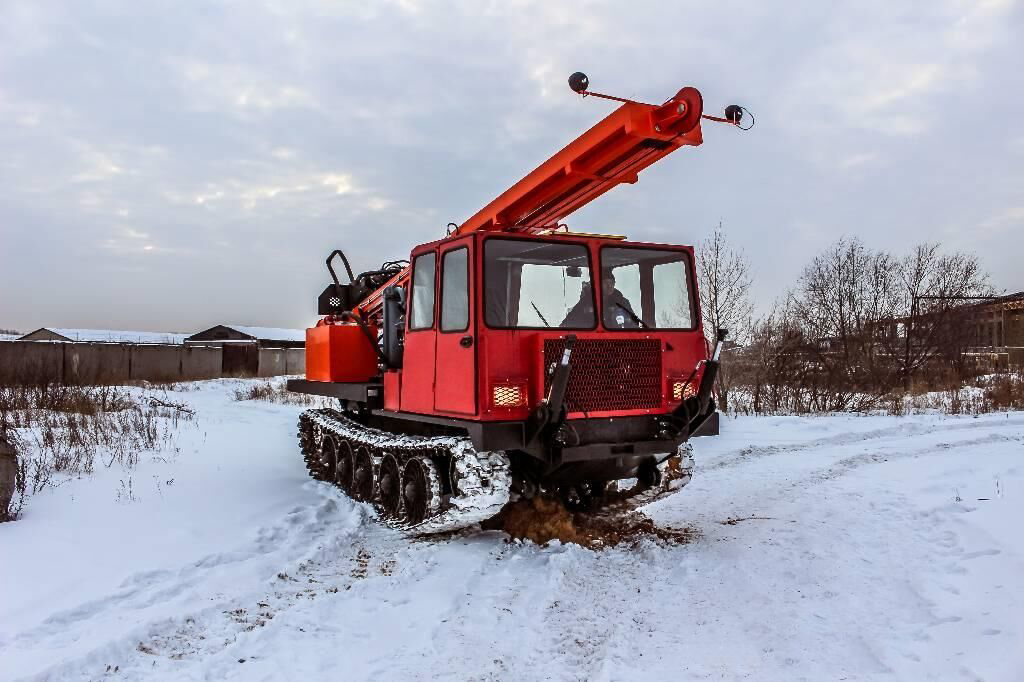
[
  {"x1": 409, "y1": 252, "x2": 436, "y2": 330},
  {"x1": 600, "y1": 247, "x2": 694, "y2": 329},
  {"x1": 440, "y1": 248, "x2": 469, "y2": 332},
  {"x1": 484, "y1": 239, "x2": 594, "y2": 329}
]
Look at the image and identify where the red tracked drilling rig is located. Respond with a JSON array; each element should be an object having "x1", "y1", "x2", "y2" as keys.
[{"x1": 288, "y1": 73, "x2": 747, "y2": 533}]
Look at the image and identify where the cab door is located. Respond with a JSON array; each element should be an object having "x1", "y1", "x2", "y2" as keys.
[
  {"x1": 400, "y1": 248, "x2": 438, "y2": 414},
  {"x1": 434, "y1": 237, "x2": 477, "y2": 414}
]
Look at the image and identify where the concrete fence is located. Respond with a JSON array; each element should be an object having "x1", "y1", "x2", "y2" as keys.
[{"x1": 0, "y1": 341, "x2": 304, "y2": 385}]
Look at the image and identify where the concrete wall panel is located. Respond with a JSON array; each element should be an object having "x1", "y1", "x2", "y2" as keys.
[
  {"x1": 64, "y1": 343, "x2": 130, "y2": 385},
  {"x1": 129, "y1": 345, "x2": 181, "y2": 382},
  {"x1": 258, "y1": 348, "x2": 287, "y2": 377},
  {"x1": 285, "y1": 348, "x2": 305, "y2": 376},
  {"x1": 181, "y1": 346, "x2": 222, "y2": 380},
  {"x1": 0, "y1": 341, "x2": 63, "y2": 384},
  {"x1": 1, "y1": 340, "x2": 306, "y2": 384}
]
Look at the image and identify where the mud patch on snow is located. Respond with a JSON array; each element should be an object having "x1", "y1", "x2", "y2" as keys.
[
  {"x1": 576, "y1": 513, "x2": 700, "y2": 548},
  {"x1": 490, "y1": 495, "x2": 700, "y2": 549},
  {"x1": 720, "y1": 515, "x2": 775, "y2": 525}
]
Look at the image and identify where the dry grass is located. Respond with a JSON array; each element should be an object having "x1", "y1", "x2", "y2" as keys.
[
  {"x1": 726, "y1": 369, "x2": 1024, "y2": 417},
  {"x1": 232, "y1": 380, "x2": 329, "y2": 407},
  {"x1": 0, "y1": 383, "x2": 195, "y2": 516},
  {"x1": 981, "y1": 372, "x2": 1024, "y2": 411}
]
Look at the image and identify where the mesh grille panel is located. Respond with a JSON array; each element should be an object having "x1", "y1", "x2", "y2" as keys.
[
  {"x1": 544, "y1": 338, "x2": 662, "y2": 413},
  {"x1": 492, "y1": 383, "x2": 527, "y2": 408}
]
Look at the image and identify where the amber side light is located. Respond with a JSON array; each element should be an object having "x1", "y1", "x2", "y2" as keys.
[{"x1": 492, "y1": 383, "x2": 528, "y2": 408}]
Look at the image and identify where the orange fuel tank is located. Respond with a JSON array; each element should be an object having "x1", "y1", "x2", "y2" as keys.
[{"x1": 305, "y1": 322, "x2": 379, "y2": 383}]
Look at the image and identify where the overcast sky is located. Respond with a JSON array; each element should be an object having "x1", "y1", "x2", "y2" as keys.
[{"x1": 1, "y1": 0, "x2": 1022, "y2": 333}]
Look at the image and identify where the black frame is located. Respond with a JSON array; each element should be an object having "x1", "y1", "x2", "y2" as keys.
[
  {"x1": 598, "y1": 244, "x2": 699, "y2": 332},
  {"x1": 439, "y1": 246, "x2": 470, "y2": 334},
  {"x1": 482, "y1": 236, "x2": 598, "y2": 331}
]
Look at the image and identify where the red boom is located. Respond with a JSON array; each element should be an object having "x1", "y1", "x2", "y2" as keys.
[{"x1": 357, "y1": 84, "x2": 707, "y2": 319}]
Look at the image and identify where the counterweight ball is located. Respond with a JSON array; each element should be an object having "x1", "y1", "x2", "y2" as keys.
[
  {"x1": 724, "y1": 104, "x2": 744, "y2": 124},
  {"x1": 568, "y1": 72, "x2": 589, "y2": 93}
]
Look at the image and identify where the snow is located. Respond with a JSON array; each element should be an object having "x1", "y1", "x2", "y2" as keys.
[
  {"x1": 22, "y1": 328, "x2": 188, "y2": 344},
  {"x1": 1, "y1": 380, "x2": 1023, "y2": 680},
  {"x1": 218, "y1": 326, "x2": 306, "y2": 343}
]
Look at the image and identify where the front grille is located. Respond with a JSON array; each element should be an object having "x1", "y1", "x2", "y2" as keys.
[{"x1": 543, "y1": 338, "x2": 662, "y2": 413}]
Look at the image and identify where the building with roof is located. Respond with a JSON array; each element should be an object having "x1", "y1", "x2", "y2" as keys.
[
  {"x1": 971, "y1": 292, "x2": 1024, "y2": 349},
  {"x1": 184, "y1": 324, "x2": 306, "y2": 377},
  {"x1": 184, "y1": 325, "x2": 305, "y2": 348},
  {"x1": 18, "y1": 328, "x2": 188, "y2": 344}
]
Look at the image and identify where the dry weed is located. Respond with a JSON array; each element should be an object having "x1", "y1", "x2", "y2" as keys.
[
  {"x1": 0, "y1": 383, "x2": 196, "y2": 506},
  {"x1": 233, "y1": 380, "x2": 329, "y2": 407}
]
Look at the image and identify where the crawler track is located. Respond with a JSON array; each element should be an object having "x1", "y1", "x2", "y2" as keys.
[
  {"x1": 586, "y1": 443, "x2": 695, "y2": 520},
  {"x1": 298, "y1": 409, "x2": 512, "y2": 535},
  {"x1": 297, "y1": 409, "x2": 696, "y2": 535}
]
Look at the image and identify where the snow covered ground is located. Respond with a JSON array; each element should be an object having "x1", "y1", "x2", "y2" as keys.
[{"x1": 1, "y1": 379, "x2": 1022, "y2": 681}]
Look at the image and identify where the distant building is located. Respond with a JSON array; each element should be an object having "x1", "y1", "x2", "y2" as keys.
[
  {"x1": 184, "y1": 325, "x2": 305, "y2": 349},
  {"x1": 185, "y1": 325, "x2": 306, "y2": 377},
  {"x1": 972, "y1": 292, "x2": 1024, "y2": 349},
  {"x1": 6, "y1": 324, "x2": 305, "y2": 382},
  {"x1": 19, "y1": 328, "x2": 188, "y2": 344}
]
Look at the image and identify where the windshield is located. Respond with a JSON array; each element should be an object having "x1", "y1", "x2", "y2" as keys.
[
  {"x1": 484, "y1": 239, "x2": 594, "y2": 329},
  {"x1": 600, "y1": 247, "x2": 695, "y2": 329}
]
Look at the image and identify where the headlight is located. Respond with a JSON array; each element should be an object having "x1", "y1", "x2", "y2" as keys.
[
  {"x1": 671, "y1": 378, "x2": 697, "y2": 402},
  {"x1": 492, "y1": 382, "x2": 527, "y2": 408}
]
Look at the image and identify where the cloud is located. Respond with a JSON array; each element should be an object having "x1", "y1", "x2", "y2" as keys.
[
  {"x1": 838, "y1": 152, "x2": 880, "y2": 170},
  {"x1": 0, "y1": 0, "x2": 1021, "y2": 330},
  {"x1": 980, "y1": 206, "x2": 1024, "y2": 234},
  {"x1": 169, "y1": 58, "x2": 320, "y2": 115}
]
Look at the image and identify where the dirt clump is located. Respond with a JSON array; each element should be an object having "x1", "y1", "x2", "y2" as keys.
[
  {"x1": 490, "y1": 495, "x2": 699, "y2": 549},
  {"x1": 495, "y1": 495, "x2": 580, "y2": 546}
]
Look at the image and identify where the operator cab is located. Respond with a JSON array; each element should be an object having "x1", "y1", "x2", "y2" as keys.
[{"x1": 388, "y1": 232, "x2": 706, "y2": 428}]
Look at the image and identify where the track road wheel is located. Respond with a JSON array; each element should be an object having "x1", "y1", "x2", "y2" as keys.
[
  {"x1": 352, "y1": 445, "x2": 376, "y2": 502},
  {"x1": 637, "y1": 458, "x2": 662, "y2": 489},
  {"x1": 450, "y1": 455, "x2": 465, "y2": 497},
  {"x1": 403, "y1": 456, "x2": 441, "y2": 525},
  {"x1": 319, "y1": 436, "x2": 339, "y2": 483},
  {"x1": 378, "y1": 453, "x2": 403, "y2": 518},
  {"x1": 336, "y1": 439, "x2": 355, "y2": 494}
]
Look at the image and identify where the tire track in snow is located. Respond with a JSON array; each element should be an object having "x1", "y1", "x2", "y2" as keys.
[
  {"x1": 16, "y1": 411, "x2": 1024, "y2": 681},
  {"x1": 13, "y1": 485, "x2": 376, "y2": 681},
  {"x1": 650, "y1": 419, "x2": 1022, "y2": 531},
  {"x1": 404, "y1": 542, "x2": 571, "y2": 680},
  {"x1": 702, "y1": 415, "x2": 1024, "y2": 474}
]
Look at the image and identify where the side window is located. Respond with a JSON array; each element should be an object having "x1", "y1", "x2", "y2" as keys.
[
  {"x1": 440, "y1": 248, "x2": 469, "y2": 332},
  {"x1": 409, "y1": 252, "x2": 436, "y2": 330},
  {"x1": 652, "y1": 260, "x2": 692, "y2": 328}
]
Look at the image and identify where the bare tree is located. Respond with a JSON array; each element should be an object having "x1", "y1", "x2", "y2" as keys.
[
  {"x1": 698, "y1": 225, "x2": 754, "y2": 344},
  {"x1": 696, "y1": 225, "x2": 754, "y2": 409},
  {"x1": 879, "y1": 243, "x2": 992, "y2": 387},
  {"x1": 735, "y1": 301, "x2": 805, "y2": 413},
  {"x1": 788, "y1": 237, "x2": 900, "y2": 409},
  {"x1": 727, "y1": 238, "x2": 995, "y2": 412}
]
